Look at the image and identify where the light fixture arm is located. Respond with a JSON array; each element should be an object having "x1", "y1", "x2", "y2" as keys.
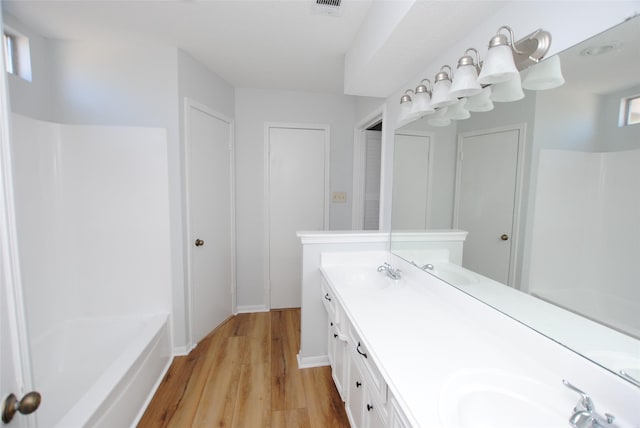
[{"x1": 493, "y1": 25, "x2": 525, "y2": 55}]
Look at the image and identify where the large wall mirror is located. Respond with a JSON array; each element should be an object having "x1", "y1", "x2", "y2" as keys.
[{"x1": 391, "y1": 16, "x2": 640, "y2": 387}]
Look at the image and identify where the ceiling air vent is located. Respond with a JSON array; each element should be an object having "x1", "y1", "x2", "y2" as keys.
[{"x1": 312, "y1": 0, "x2": 343, "y2": 17}]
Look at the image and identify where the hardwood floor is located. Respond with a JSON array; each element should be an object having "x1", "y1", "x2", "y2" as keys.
[{"x1": 138, "y1": 309, "x2": 350, "y2": 428}]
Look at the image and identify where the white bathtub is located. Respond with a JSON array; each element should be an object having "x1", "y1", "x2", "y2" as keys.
[
  {"x1": 531, "y1": 288, "x2": 640, "y2": 339},
  {"x1": 29, "y1": 313, "x2": 172, "y2": 427}
]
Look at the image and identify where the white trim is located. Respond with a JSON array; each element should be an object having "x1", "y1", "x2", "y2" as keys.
[
  {"x1": 296, "y1": 353, "x2": 330, "y2": 369},
  {"x1": 454, "y1": 123, "x2": 527, "y2": 288},
  {"x1": 297, "y1": 230, "x2": 389, "y2": 245},
  {"x1": 0, "y1": 18, "x2": 36, "y2": 424},
  {"x1": 393, "y1": 129, "x2": 435, "y2": 229},
  {"x1": 264, "y1": 122, "x2": 330, "y2": 311},
  {"x1": 236, "y1": 305, "x2": 270, "y2": 314},
  {"x1": 183, "y1": 98, "x2": 236, "y2": 350},
  {"x1": 172, "y1": 345, "x2": 193, "y2": 357},
  {"x1": 352, "y1": 107, "x2": 383, "y2": 230}
]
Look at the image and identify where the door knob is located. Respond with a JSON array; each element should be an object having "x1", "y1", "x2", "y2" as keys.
[
  {"x1": 2, "y1": 392, "x2": 41, "y2": 423},
  {"x1": 194, "y1": 239, "x2": 204, "y2": 247},
  {"x1": 500, "y1": 234, "x2": 509, "y2": 241}
]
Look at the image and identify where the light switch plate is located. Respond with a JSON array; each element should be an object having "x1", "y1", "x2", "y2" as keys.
[{"x1": 332, "y1": 191, "x2": 347, "y2": 203}]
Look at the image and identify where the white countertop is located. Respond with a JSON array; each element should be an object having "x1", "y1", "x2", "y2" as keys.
[{"x1": 319, "y1": 251, "x2": 639, "y2": 428}]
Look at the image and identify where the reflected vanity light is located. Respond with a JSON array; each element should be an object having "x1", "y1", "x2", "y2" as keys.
[
  {"x1": 465, "y1": 86, "x2": 494, "y2": 112},
  {"x1": 491, "y1": 73, "x2": 525, "y2": 102},
  {"x1": 522, "y1": 55, "x2": 565, "y2": 90},
  {"x1": 400, "y1": 24, "x2": 560, "y2": 127},
  {"x1": 427, "y1": 107, "x2": 451, "y2": 127},
  {"x1": 445, "y1": 98, "x2": 471, "y2": 120}
]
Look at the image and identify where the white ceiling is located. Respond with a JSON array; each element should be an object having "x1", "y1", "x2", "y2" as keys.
[{"x1": 2, "y1": 0, "x2": 507, "y2": 97}]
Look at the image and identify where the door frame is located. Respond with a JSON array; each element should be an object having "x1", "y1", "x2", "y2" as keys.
[
  {"x1": 393, "y1": 130, "x2": 435, "y2": 229},
  {"x1": 183, "y1": 98, "x2": 236, "y2": 350},
  {"x1": 352, "y1": 107, "x2": 384, "y2": 230},
  {"x1": 263, "y1": 122, "x2": 330, "y2": 310},
  {"x1": 453, "y1": 123, "x2": 527, "y2": 287},
  {"x1": 0, "y1": 31, "x2": 35, "y2": 424}
]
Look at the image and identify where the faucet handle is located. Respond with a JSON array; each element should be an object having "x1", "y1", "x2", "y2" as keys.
[{"x1": 563, "y1": 380, "x2": 594, "y2": 412}]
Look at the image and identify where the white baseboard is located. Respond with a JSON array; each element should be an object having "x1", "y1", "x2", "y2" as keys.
[
  {"x1": 237, "y1": 304, "x2": 270, "y2": 313},
  {"x1": 172, "y1": 344, "x2": 194, "y2": 357},
  {"x1": 297, "y1": 353, "x2": 330, "y2": 368}
]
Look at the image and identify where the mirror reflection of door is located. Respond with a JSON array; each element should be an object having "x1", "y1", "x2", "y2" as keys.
[
  {"x1": 454, "y1": 125, "x2": 525, "y2": 286},
  {"x1": 392, "y1": 132, "x2": 432, "y2": 229}
]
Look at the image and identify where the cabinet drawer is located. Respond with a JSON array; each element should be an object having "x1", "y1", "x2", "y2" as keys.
[{"x1": 348, "y1": 324, "x2": 387, "y2": 404}]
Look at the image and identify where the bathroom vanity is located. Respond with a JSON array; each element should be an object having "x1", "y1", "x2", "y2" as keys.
[{"x1": 297, "y1": 232, "x2": 640, "y2": 428}]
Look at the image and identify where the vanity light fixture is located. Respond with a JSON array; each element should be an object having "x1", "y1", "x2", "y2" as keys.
[
  {"x1": 411, "y1": 79, "x2": 435, "y2": 116},
  {"x1": 400, "y1": 25, "x2": 558, "y2": 127},
  {"x1": 450, "y1": 48, "x2": 483, "y2": 98},
  {"x1": 477, "y1": 26, "x2": 521, "y2": 85},
  {"x1": 399, "y1": 89, "x2": 414, "y2": 122},
  {"x1": 522, "y1": 54, "x2": 565, "y2": 90},
  {"x1": 431, "y1": 65, "x2": 458, "y2": 108}
]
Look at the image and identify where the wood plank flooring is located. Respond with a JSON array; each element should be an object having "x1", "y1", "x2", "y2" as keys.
[{"x1": 138, "y1": 309, "x2": 350, "y2": 428}]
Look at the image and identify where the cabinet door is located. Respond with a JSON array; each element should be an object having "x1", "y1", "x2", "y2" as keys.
[
  {"x1": 332, "y1": 330, "x2": 347, "y2": 401},
  {"x1": 367, "y1": 400, "x2": 387, "y2": 428},
  {"x1": 347, "y1": 350, "x2": 365, "y2": 428}
]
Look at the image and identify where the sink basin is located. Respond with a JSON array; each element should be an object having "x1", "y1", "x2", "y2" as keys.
[
  {"x1": 438, "y1": 369, "x2": 568, "y2": 428},
  {"x1": 322, "y1": 265, "x2": 392, "y2": 290},
  {"x1": 430, "y1": 263, "x2": 480, "y2": 286}
]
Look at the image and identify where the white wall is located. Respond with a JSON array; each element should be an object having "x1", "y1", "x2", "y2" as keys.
[{"x1": 234, "y1": 88, "x2": 358, "y2": 308}]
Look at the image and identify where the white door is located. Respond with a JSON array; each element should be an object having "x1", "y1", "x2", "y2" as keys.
[
  {"x1": 392, "y1": 132, "x2": 432, "y2": 229},
  {"x1": 268, "y1": 125, "x2": 328, "y2": 309},
  {"x1": 186, "y1": 101, "x2": 234, "y2": 344},
  {"x1": 1, "y1": 27, "x2": 35, "y2": 425},
  {"x1": 455, "y1": 126, "x2": 524, "y2": 285}
]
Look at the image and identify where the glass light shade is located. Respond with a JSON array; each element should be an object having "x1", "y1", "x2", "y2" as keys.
[
  {"x1": 465, "y1": 87, "x2": 495, "y2": 112},
  {"x1": 399, "y1": 99, "x2": 413, "y2": 122},
  {"x1": 522, "y1": 55, "x2": 565, "y2": 90},
  {"x1": 477, "y1": 44, "x2": 519, "y2": 85},
  {"x1": 450, "y1": 64, "x2": 482, "y2": 98},
  {"x1": 490, "y1": 73, "x2": 524, "y2": 102},
  {"x1": 445, "y1": 98, "x2": 470, "y2": 120},
  {"x1": 411, "y1": 90, "x2": 435, "y2": 116},
  {"x1": 427, "y1": 107, "x2": 451, "y2": 127},
  {"x1": 431, "y1": 79, "x2": 457, "y2": 109}
]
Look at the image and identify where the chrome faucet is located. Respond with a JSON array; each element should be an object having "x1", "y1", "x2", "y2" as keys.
[
  {"x1": 421, "y1": 263, "x2": 434, "y2": 270},
  {"x1": 563, "y1": 380, "x2": 615, "y2": 428},
  {"x1": 377, "y1": 262, "x2": 401, "y2": 280}
]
